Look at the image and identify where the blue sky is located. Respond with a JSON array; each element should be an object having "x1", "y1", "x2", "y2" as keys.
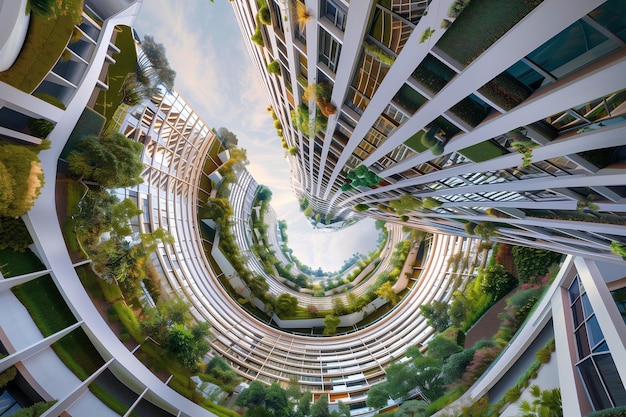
[{"x1": 134, "y1": 0, "x2": 379, "y2": 271}]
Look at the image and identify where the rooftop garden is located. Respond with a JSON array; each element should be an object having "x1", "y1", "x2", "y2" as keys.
[{"x1": 458, "y1": 139, "x2": 508, "y2": 162}]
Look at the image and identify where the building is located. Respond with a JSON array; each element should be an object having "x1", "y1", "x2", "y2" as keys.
[
  {"x1": 1, "y1": 1, "x2": 626, "y2": 416},
  {"x1": 231, "y1": 0, "x2": 626, "y2": 263}
]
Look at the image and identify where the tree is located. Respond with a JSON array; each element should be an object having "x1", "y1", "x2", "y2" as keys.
[
  {"x1": 217, "y1": 127, "x2": 239, "y2": 149},
  {"x1": 298, "y1": 391, "x2": 312, "y2": 416},
  {"x1": 396, "y1": 400, "x2": 428, "y2": 416},
  {"x1": 366, "y1": 384, "x2": 390, "y2": 409},
  {"x1": 0, "y1": 144, "x2": 44, "y2": 217},
  {"x1": 426, "y1": 334, "x2": 462, "y2": 362},
  {"x1": 518, "y1": 385, "x2": 562, "y2": 417},
  {"x1": 376, "y1": 281, "x2": 400, "y2": 306},
  {"x1": 332, "y1": 298, "x2": 346, "y2": 315},
  {"x1": 165, "y1": 322, "x2": 210, "y2": 368},
  {"x1": 275, "y1": 293, "x2": 298, "y2": 318},
  {"x1": 441, "y1": 348, "x2": 476, "y2": 385},
  {"x1": 286, "y1": 375, "x2": 301, "y2": 398},
  {"x1": 479, "y1": 264, "x2": 517, "y2": 301},
  {"x1": 236, "y1": 380, "x2": 267, "y2": 408},
  {"x1": 386, "y1": 362, "x2": 420, "y2": 400},
  {"x1": 335, "y1": 401, "x2": 351, "y2": 417},
  {"x1": 323, "y1": 315, "x2": 340, "y2": 335},
  {"x1": 138, "y1": 35, "x2": 176, "y2": 89},
  {"x1": 311, "y1": 394, "x2": 330, "y2": 417},
  {"x1": 419, "y1": 300, "x2": 451, "y2": 332},
  {"x1": 412, "y1": 355, "x2": 445, "y2": 401},
  {"x1": 67, "y1": 132, "x2": 144, "y2": 188},
  {"x1": 265, "y1": 383, "x2": 289, "y2": 417}
]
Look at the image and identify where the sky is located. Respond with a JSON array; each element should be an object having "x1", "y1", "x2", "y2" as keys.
[{"x1": 134, "y1": 0, "x2": 379, "y2": 271}]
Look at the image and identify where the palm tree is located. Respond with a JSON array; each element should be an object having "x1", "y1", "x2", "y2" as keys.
[{"x1": 518, "y1": 385, "x2": 562, "y2": 417}]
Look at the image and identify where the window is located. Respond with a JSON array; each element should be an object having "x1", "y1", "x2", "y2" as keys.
[
  {"x1": 569, "y1": 276, "x2": 626, "y2": 410},
  {"x1": 319, "y1": 29, "x2": 342, "y2": 72},
  {"x1": 321, "y1": 0, "x2": 347, "y2": 31}
]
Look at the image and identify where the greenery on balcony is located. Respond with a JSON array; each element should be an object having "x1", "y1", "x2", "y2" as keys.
[
  {"x1": 393, "y1": 84, "x2": 427, "y2": 114},
  {"x1": 304, "y1": 82, "x2": 336, "y2": 116},
  {"x1": 436, "y1": 0, "x2": 544, "y2": 66},
  {"x1": 291, "y1": 104, "x2": 327, "y2": 136},
  {"x1": 449, "y1": 96, "x2": 489, "y2": 127},
  {"x1": 478, "y1": 72, "x2": 532, "y2": 110},
  {"x1": 342, "y1": 165, "x2": 381, "y2": 190},
  {"x1": 458, "y1": 140, "x2": 508, "y2": 162},
  {"x1": 0, "y1": 0, "x2": 82, "y2": 92},
  {"x1": 411, "y1": 55, "x2": 454, "y2": 95},
  {"x1": 404, "y1": 131, "x2": 429, "y2": 153},
  {"x1": 93, "y1": 26, "x2": 139, "y2": 122}
]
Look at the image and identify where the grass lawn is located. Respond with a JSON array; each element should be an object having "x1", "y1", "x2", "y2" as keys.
[
  {"x1": 93, "y1": 25, "x2": 137, "y2": 123},
  {"x1": 0, "y1": 0, "x2": 81, "y2": 92},
  {"x1": 436, "y1": 0, "x2": 543, "y2": 66},
  {"x1": 393, "y1": 84, "x2": 427, "y2": 114},
  {"x1": 0, "y1": 248, "x2": 44, "y2": 277},
  {"x1": 459, "y1": 140, "x2": 508, "y2": 162},
  {"x1": 404, "y1": 131, "x2": 428, "y2": 153}
]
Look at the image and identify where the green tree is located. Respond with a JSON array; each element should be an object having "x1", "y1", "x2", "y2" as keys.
[
  {"x1": 426, "y1": 334, "x2": 462, "y2": 362},
  {"x1": 217, "y1": 127, "x2": 239, "y2": 149},
  {"x1": 386, "y1": 362, "x2": 420, "y2": 400},
  {"x1": 518, "y1": 385, "x2": 562, "y2": 417},
  {"x1": 396, "y1": 400, "x2": 428, "y2": 416},
  {"x1": 419, "y1": 300, "x2": 451, "y2": 332},
  {"x1": 323, "y1": 315, "x2": 341, "y2": 335},
  {"x1": 332, "y1": 298, "x2": 346, "y2": 315},
  {"x1": 366, "y1": 384, "x2": 390, "y2": 409},
  {"x1": 67, "y1": 132, "x2": 144, "y2": 188},
  {"x1": 441, "y1": 348, "x2": 476, "y2": 385},
  {"x1": 265, "y1": 382, "x2": 289, "y2": 417},
  {"x1": 236, "y1": 380, "x2": 267, "y2": 408},
  {"x1": 311, "y1": 394, "x2": 330, "y2": 417},
  {"x1": 165, "y1": 322, "x2": 210, "y2": 368},
  {"x1": 0, "y1": 216, "x2": 32, "y2": 252},
  {"x1": 275, "y1": 293, "x2": 298, "y2": 318},
  {"x1": 335, "y1": 401, "x2": 351, "y2": 417},
  {"x1": 298, "y1": 391, "x2": 312, "y2": 416},
  {"x1": 376, "y1": 281, "x2": 400, "y2": 306},
  {"x1": 138, "y1": 35, "x2": 176, "y2": 89},
  {"x1": 479, "y1": 264, "x2": 517, "y2": 301},
  {"x1": 412, "y1": 355, "x2": 445, "y2": 401}
]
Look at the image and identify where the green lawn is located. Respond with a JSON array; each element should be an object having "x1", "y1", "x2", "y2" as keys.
[
  {"x1": 459, "y1": 140, "x2": 508, "y2": 162},
  {"x1": 0, "y1": 248, "x2": 44, "y2": 277},
  {"x1": 93, "y1": 25, "x2": 138, "y2": 123},
  {"x1": 436, "y1": 0, "x2": 543, "y2": 66},
  {"x1": 404, "y1": 131, "x2": 428, "y2": 153},
  {"x1": 394, "y1": 84, "x2": 427, "y2": 114},
  {"x1": 0, "y1": 1, "x2": 81, "y2": 92}
]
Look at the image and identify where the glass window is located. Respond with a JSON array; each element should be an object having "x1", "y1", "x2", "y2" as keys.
[
  {"x1": 321, "y1": 0, "x2": 347, "y2": 31},
  {"x1": 588, "y1": 0, "x2": 626, "y2": 42},
  {"x1": 527, "y1": 20, "x2": 613, "y2": 78},
  {"x1": 595, "y1": 354, "x2": 626, "y2": 406},
  {"x1": 578, "y1": 357, "x2": 613, "y2": 410},
  {"x1": 319, "y1": 29, "x2": 342, "y2": 72}
]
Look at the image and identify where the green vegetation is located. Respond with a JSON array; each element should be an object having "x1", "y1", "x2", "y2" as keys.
[
  {"x1": 394, "y1": 84, "x2": 427, "y2": 114},
  {"x1": 458, "y1": 140, "x2": 508, "y2": 162},
  {"x1": 94, "y1": 25, "x2": 138, "y2": 121},
  {"x1": 60, "y1": 107, "x2": 107, "y2": 159},
  {"x1": 267, "y1": 60, "x2": 280, "y2": 74},
  {"x1": 419, "y1": 27, "x2": 435, "y2": 43},
  {"x1": 404, "y1": 131, "x2": 429, "y2": 152},
  {"x1": 343, "y1": 165, "x2": 381, "y2": 190},
  {"x1": 0, "y1": 0, "x2": 82, "y2": 92},
  {"x1": 291, "y1": 104, "x2": 327, "y2": 136},
  {"x1": 0, "y1": 216, "x2": 33, "y2": 252},
  {"x1": 0, "y1": 143, "x2": 44, "y2": 217},
  {"x1": 478, "y1": 72, "x2": 531, "y2": 110},
  {"x1": 436, "y1": 0, "x2": 543, "y2": 66},
  {"x1": 67, "y1": 132, "x2": 144, "y2": 188},
  {"x1": 363, "y1": 41, "x2": 396, "y2": 66}
]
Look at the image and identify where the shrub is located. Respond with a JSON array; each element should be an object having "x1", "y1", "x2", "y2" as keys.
[
  {"x1": 267, "y1": 60, "x2": 280, "y2": 74},
  {"x1": 585, "y1": 406, "x2": 626, "y2": 417},
  {"x1": 419, "y1": 27, "x2": 435, "y2": 43},
  {"x1": 363, "y1": 42, "x2": 395, "y2": 66},
  {"x1": 0, "y1": 366, "x2": 17, "y2": 388},
  {"x1": 431, "y1": 141, "x2": 445, "y2": 155},
  {"x1": 423, "y1": 197, "x2": 443, "y2": 209},
  {"x1": 421, "y1": 129, "x2": 439, "y2": 148},
  {"x1": 441, "y1": 348, "x2": 475, "y2": 385},
  {"x1": 479, "y1": 264, "x2": 517, "y2": 301},
  {"x1": 251, "y1": 29, "x2": 264, "y2": 46},
  {"x1": 536, "y1": 345, "x2": 552, "y2": 364},
  {"x1": 465, "y1": 222, "x2": 476, "y2": 235},
  {"x1": 461, "y1": 345, "x2": 502, "y2": 385},
  {"x1": 28, "y1": 118, "x2": 55, "y2": 138},
  {"x1": 512, "y1": 246, "x2": 562, "y2": 282},
  {"x1": 0, "y1": 216, "x2": 33, "y2": 252},
  {"x1": 354, "y1": 203, "x2": 369, "y2": 212},
  {"x1": 610, "y1": 241, "x2": 626, "y2": 258},
  {"x1": 258, "y1": 6, "x2": 271, "y2": 25}
]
